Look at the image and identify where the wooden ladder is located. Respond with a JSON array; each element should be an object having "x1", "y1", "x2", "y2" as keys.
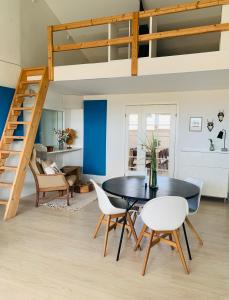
[{"x1": 0, "y1": 67, "x2": 49, "y2": 220}]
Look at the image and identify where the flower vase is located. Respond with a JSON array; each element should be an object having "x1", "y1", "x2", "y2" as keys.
[
  {"x1": 58, "y1": 141, "x2": 64, "y2": 150},
  {"x1": 149, "y1": 148, "x2": 158, "y2": 189},
  {"x1": 149, "y1": 167, "x2": 157, "y2": 189}
]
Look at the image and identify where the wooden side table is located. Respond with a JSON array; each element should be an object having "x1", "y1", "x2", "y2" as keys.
[{"x1": 61, "y1": 166, "x2": 81, "y2": 196}]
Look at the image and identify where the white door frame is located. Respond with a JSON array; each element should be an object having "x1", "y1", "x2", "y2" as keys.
[{"x1": 124, "y1": 104, "x2": 177, "y2": 177}]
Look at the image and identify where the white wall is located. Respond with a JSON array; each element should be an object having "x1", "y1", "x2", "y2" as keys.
[
  {"x1": 62, "y1": 96, "x2": 84, "y2": 169},
  {"x1": 61, "y1": 90, "x2": 229, "y2": 197},
  {"x1": 21, "y1": 0, "x2": 88, "y2": 67},
  {"x1": 0, "y1": 0, "x2": 21, "y2": 87}
]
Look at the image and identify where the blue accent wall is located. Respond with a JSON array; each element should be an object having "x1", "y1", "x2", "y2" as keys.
[
  {"x1": 0, "y1": 86, "x2": 23, "y2": 139},
  {"x1": 83, "y1": 100, "x2": 107, "y2": 175}
]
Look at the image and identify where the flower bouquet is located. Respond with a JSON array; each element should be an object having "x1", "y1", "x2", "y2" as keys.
[{"x1": 53, "y1": 129, "x2": 70, "y2": 150}]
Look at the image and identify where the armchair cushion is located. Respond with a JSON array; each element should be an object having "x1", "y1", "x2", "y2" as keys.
[
  {"x1": 37, "y1": 174, "x2": 68, "y2": 190},
  {"x1": 42, "y1": 160, "x2": 61, "y2": 175}
]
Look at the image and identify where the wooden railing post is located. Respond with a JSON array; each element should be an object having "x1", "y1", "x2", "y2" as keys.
[
  {"x1": 131, "y1": 12, "x2": 139, "y2": 76},
  {"x1": 48, "y1": 26, "x2": 54, "y2": 81}
]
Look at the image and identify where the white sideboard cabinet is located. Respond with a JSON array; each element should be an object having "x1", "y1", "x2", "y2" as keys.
[{"x1": 179, "y1": 149, "x2": 229, "y2": 199}]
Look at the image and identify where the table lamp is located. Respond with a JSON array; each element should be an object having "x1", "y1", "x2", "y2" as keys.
[{"x1": 217, "y1": 129, "x2": 228, "y2": 152}]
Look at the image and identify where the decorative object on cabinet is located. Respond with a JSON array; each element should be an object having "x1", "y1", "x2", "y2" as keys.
[
  {"x1": 208, "y1": 139, "x2": 215, "y2": 151},
  {"x1": 217, "y1": 111, "x2": 224, "y2": 122},
  {"x1": 207, "y1": 119, "x2": 214, "y2": 132},
  {"x1": 65, "y1": 128, "x2": 77, "y2": 149},
  {"x1": 217, "y1": 130, "x2": 228, "y2": 152},
  {"x1": 189, "y1": 117, "x2": 202, "y2": 132}
]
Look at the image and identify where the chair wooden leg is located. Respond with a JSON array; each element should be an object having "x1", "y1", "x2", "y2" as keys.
[
  {"x1": 186, "y1": 217, "x2": 203, "y2": 246},
  {"x1": 66, "y1": 190, "x2": 70, "y2": 206},
  {"x1": 126, "y1": 212, "x2": 138, "y2": 245},
  {"x1": 93, "y1": 213, "x2": 105, "y2": 239},
  {"x1": 36, "y1": 191, "x2": 40, "y2": 207},
  {"x1": 113, "y1": 218, "x2": 118, "y2": 231},
  {"x1": 135, "y1": 224, "x2": 147, "y2": 251},
  {"x1": 142, "y1": 230, "x2": 155, "y2": 276},
  {"x1": 104, "y1": 215, "x2": 111, "y2": 257},
  {"x1": 127, "y1": 211, "x2": 138, "y2": 239},
  {"x1": 169, "y1": 234, "x2": 175, "y2": 250},
  {"x1": 173, "y1": 230, "x2": 190, "y2": 274},
  {"x1": 71, "y1": 187, "x2": 74, "y2": 198}
]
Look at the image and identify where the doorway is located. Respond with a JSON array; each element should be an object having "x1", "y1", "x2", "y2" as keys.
[{"x1": 125, "y1": 105, "x2": 177, "y2": 177}]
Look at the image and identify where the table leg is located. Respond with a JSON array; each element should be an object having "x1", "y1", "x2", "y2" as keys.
[
  {"x1": 182, "y1": 223, "x2": 192, "y2": 260},
  {"x1": 116, "y1": 211, "x2": 127, "y2": 261},
  {"x1": 116, "y1": 199, "x2": 138, "y2": 261}
]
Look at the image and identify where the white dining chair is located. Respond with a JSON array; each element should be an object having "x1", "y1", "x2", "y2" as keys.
[
  {"x1": 90, "y1": 179, "x2": 138, "y2": 256},
  {"x1": 185, "y1": 177, "x2": 204, "y2": 246},
  {"x1": 135, "y1": 196, "x2": 189, "y2": 276}
]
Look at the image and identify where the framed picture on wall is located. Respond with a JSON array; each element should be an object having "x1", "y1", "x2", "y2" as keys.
[{"x1": 189, "y1": 116, "x2": 202, "y2": 132}]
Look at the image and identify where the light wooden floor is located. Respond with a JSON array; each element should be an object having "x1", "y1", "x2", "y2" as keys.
[{"x1": 0, "y1": 196, "x2": 228, "y2": 300}]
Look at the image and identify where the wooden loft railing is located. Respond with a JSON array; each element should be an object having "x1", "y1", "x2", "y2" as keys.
[{"x1": 47, "y1": 0, "x2": 229, "y2": 80}]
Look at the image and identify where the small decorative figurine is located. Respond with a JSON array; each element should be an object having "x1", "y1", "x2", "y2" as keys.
[
  {"x1": 207, "y1": 120, "x2": 214, "y2": 132},
  {"x1": 217, "y1": 111, "x2": 224, "y2": 122},
  {"x1": 208, "y1": 139, "x2": 215, "y2": 151}
]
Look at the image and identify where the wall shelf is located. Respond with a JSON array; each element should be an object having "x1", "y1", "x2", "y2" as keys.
[{"x1": 47, "y1": 147, "x2": 82, "y2": 155}]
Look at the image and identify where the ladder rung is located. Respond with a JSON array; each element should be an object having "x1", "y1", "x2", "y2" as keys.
[
  {"x1": 8, "y1": 121, "x2": 31, "y2": 125},
  {"x1": 0, "y1": 150, "x2": 21, "y2": 155},
  {"x1": 0, "y1": 166, "x2": 17, "y2": 171},
  {"x1": 0, "y1": 182, "x2": 13, "y2": 188},
  {"x1": 13, "y1": 107, "x2": 33, "y2": 111},
  {"x1": 16, "y1": 93, "x2": 37, "y2": 98},
  {"x1": 4, "y1": 136, "x2": 25, "y2": 140},
  {"x1": 20, "y1": 80, "x2": 40, "y2": 85},
  {"x1": 0, "y1": 200, "x2": 8, "y2": 206}
]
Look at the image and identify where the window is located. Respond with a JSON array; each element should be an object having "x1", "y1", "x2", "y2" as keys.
[
  {"x1": 128, "y1": 114, "x2": 138, "y2": 130},
  {"x1": 39, "y1": 109, "x2": 64, "y2": 146}
]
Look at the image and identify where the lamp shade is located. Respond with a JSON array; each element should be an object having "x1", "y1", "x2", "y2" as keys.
[{"x1": 217, "y1": 131, "x2": 224, "y2": 139}]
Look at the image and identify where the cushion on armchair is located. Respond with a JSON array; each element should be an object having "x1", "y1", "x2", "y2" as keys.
[{"x1": 42, "y1": 160, "x2": 61, "y2": 175}]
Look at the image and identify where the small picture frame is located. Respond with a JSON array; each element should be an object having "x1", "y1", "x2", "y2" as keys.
[{"x1": 189, "y1": 117, "x2": 202, "y2": 132}]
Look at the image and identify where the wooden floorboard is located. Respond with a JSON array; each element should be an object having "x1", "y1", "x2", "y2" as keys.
[{"x1": 0, "y1": 195, "x2": 228, "y2": 300}]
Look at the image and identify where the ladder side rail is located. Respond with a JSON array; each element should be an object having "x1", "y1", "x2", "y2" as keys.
[{"x1": 4, "y1": 68, "x2": 49, "y2": 220}]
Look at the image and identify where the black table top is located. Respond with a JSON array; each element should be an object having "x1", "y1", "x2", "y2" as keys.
[{"x1": 102, "y1": 176, "x2": 200, "y2": 201}]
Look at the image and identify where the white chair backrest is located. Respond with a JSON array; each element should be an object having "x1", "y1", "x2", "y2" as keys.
[
  {"x1": 185, "y1": 177, "x2": 204, "y2": 211},
  {"x1": 90, "y1": 179, "x2": 117, "y2": 215},
  {"x1": 141, "y1": 196, "x2": 188, "y2": 231}
]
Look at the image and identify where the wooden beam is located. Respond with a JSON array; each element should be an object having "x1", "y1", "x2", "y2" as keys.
[
  {"x1": 139, "y1": 0, "x2": 229, "y2": 18},
  {"x1": 53, "y1": 36, "x2": 131, "y2": 52},
  {"x1": 47, "y1": 26, "x2": 54, "y2": 81},
  {"x1": 139, "y1": 23, "x2": 229, "y2": 42},
  {"x1": 52, "y1": 13, "x2": 133, "y2": 32},
  {"x1": 131, "y1": 12, "x2": 139, "y2": 76}
]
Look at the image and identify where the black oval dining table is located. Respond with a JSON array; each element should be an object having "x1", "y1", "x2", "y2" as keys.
[{"x1": 102, "y1": 176, "x2": 200, "y2": 261}]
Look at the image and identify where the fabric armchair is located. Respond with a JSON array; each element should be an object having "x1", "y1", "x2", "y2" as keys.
[{"x1": 29, "y1": 147, "x2": 70, "y2": 207}]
